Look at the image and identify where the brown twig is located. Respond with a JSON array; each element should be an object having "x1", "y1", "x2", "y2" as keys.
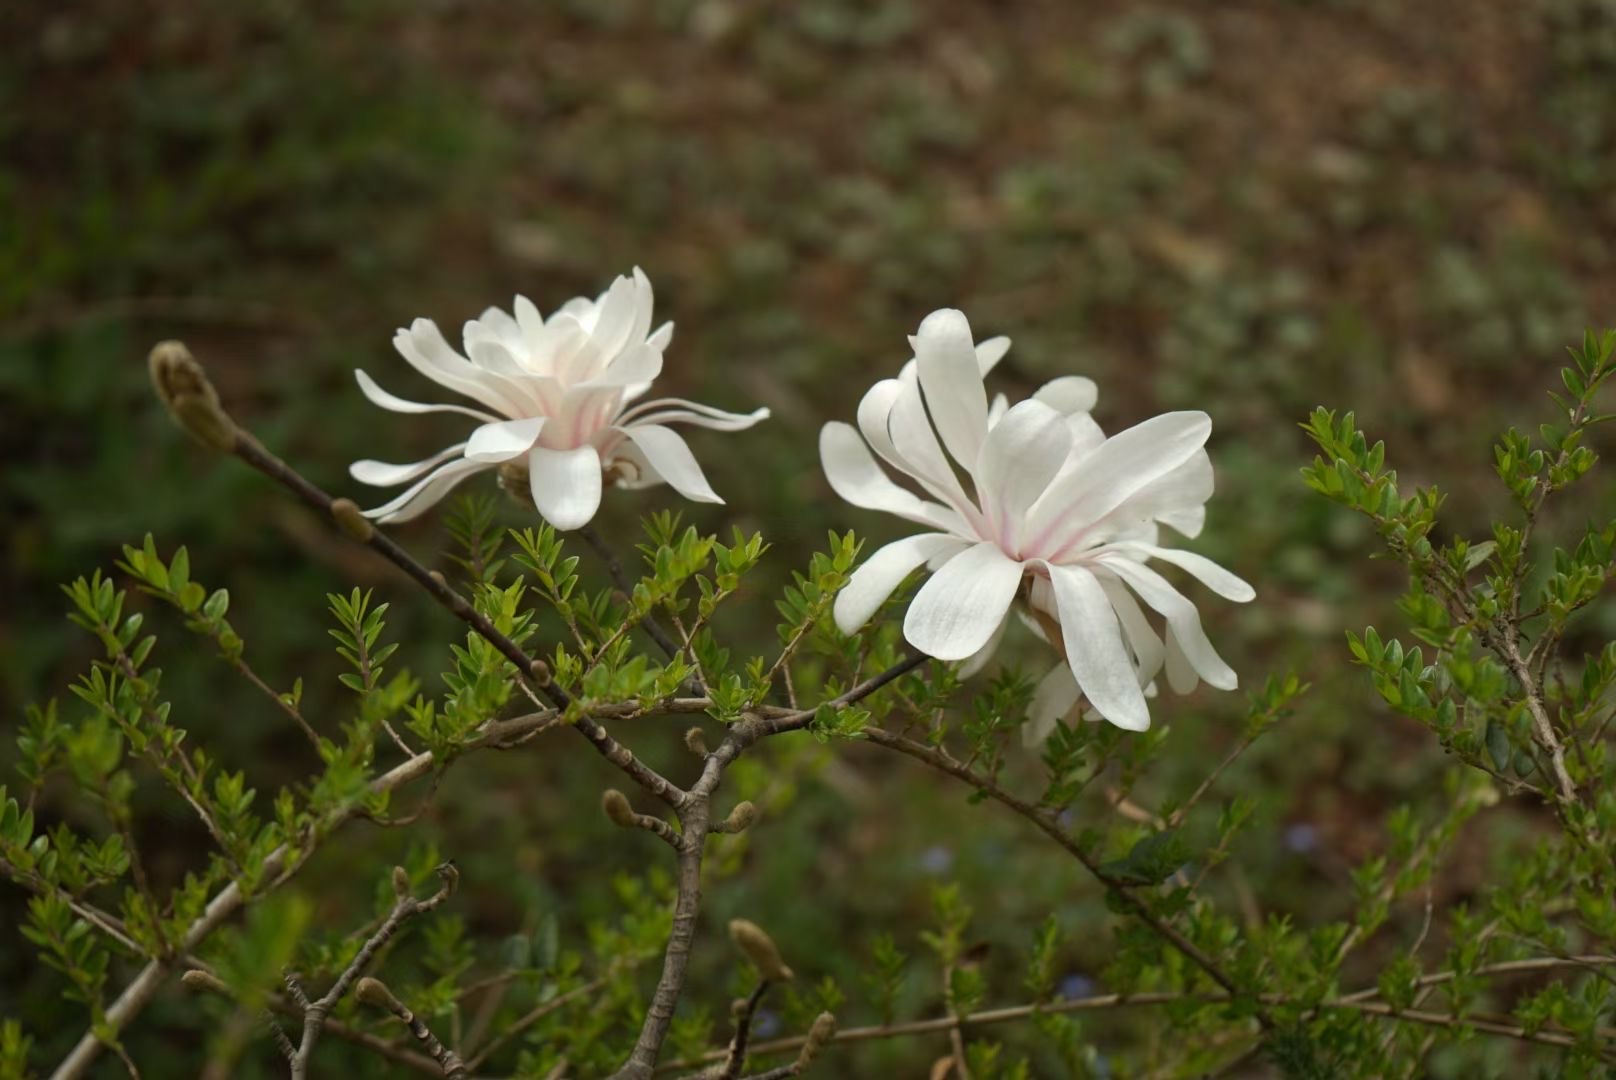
[
  {"x1": 287, "y1": 863, "x2": 459, "y2": 1077},
  {"x1": 355, "y1": 976, "x2": 469, "y2": 1078}
]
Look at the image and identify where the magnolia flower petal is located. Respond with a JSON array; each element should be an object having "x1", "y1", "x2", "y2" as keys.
[
  {"x1": 975, "y1": 399, "x2": 1072, "y2": 544},
  {"x1": 623, "y1": 404, "x2": 771, "y2": 433},
  {"x1": 1117, "y1": 543, "x2": 1255, "y2": 602},
  {"x1": 976, "y1": 335, "x2": 1011, "y2": 375},
  {"x1": 514, "y1": 295, "x2": 545, "y2": 351},
  {"x1": 466, "y1": 416, "x2": 546, "y2": 463},
  {"x1": 1033, "y1": 375, "x2": 1099, "y2": 416},
  {"x1": 986, "y1": 393, "x2": 1009, "y2": 428},
  {"x1": 889, "y1": 376, "x2": 977, "y2": 518},
  {"x1": 1092, "y1": 451, "x2": 1214, "y2": 541},
  {"x1": 593, "y1": 342, "x2": 664, "y2": 387},
  {"x1": 1045, "y1": 562, "x2": 1152, "y2": 731},
  {"x1": 647, "y1": 321, "x2": 674, "y2": 352},
  {"x1": 394, "y1": 320, "x2": 518, "y2": 416},
  {"x1": 1029, "y1": 411, "x2": 1212, "y2": 556},
  {"x1": 856, "y1": 379, "x2": 909, "y2": 472},
  {"x1": 1098, "y1": 574, "x2": 1165, "y2": 681},
  {"x1": 1164, "y1": 629, "x2": 1199, "y2": 694},
  {"x1": 472, "y1": 306, "x2": 524, "y2": 351},
  {"x1": 571, "y1": 272, "x2": 640, "y2": 381},
  {"x1": 819, "y1": 422, "x2": 964, "y2": 532},
  {"x1": 833, "y1": 533, "x2": 967, "y2": 635},
  {"x1": 350, "y1": 443, "x2": 468, "y2": 487},
  {"x1": 910, "y1": 308, "x2": 989, "y2": 471},
  {"x1": 354, "y1": 370, "x2": 500, "y2": 423},
  {"x1": 1100, "y1": 556, "x2": 1237, "y2": 691},
  {"x1": 619, "y1": 396, "x2": 768, "y2": 430},
  {"x1": 958, "y1": 611, "x2": 1009, "y2": 679},
  {"x1": 625, "y1": 266, "x2": 655, "y2": 350},
  {"x1": 903, "y1": 542, "x2": 1023, "y2": 660},
  {"x1": 361, "y1": 457, "x2": 490, "y2": 524},
  {"x1": 620, "y1": 424, "x2": 722, "y2": 504},
  {"x1": 529, "y1": 445, "x2": 603, "y2": 531},
  {"x1": 464, "y1": 336, "x2": 529, "y2": 380},
  {"x1": 1025, "y1": 663, "x2": 1082, "y2": 746}
]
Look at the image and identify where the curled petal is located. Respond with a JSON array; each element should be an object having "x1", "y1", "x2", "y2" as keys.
[
  {"x1": 620, "y1": 424, "x2": 722, "y2": 504},
  {"x1": 1099, "y1": 555, "x2": 1238, "y2": 691},
  {"x1": 350, "y1": 443, "x2": 468, "y2": 487},
  {"x1": 529, "y1": 445, "x2": 603, "y2": 531},
  {"x1": 394, "y1": 320, "x2": 519, "y2": 416},
  {"x1": 1112, "y1": 543, "x2": 1254, "y2": 602},
  {"x1": 354, "y1": 370, "x2": 498, "y2": 423},
  {"x1": 903, "y1": 542, "x2": 1023, "y2": 661},
  {"x1": 619, "y1": 397, "x2": 767, "y2": 431},
  {"x1": 466, "y1": 417, "x2": 546, "y2": 463},
  {"x1": 361, "y1": 458, "x2": 490, "y2": 524}
]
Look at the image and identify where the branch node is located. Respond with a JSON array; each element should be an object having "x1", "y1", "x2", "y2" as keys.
[{"x1": 330, "y1": 498, "x2": 376, "y2": 542}]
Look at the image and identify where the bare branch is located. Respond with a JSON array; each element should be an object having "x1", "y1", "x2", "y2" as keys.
[
  {"x1": 355, "y1": 976, "x2": 468, "y2": 1078},
  {"x1": 288, "y1": 863, "x2": 459, "y2": 1077}
]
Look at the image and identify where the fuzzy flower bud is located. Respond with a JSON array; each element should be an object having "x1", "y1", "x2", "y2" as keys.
[
  {"x1": 718, "y1": 800, "x2": 758, "y2": 833},
  {"x1": 683, "y1": 726, "x2": 710, "y2": 757},
  {"x1": 355, "y1": 976, "x2": 402, "y2": 1012},
  {"x1": 149, "y1": 340, "x2": 238, "y2": 451},
  {"x1": 391, "y1": 866, "x2": 411, "y2": 899},
  {"x1": 728, "y1": 918, "x2": 794, "y2": 982},
  {"x1": 602, "y1": 789, "x2": 637, "y2": 828},
  {"x1": 797, "y1": 1011, "x2": 837, "y2": 1067}
]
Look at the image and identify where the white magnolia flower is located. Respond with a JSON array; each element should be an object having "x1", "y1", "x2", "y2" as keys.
[
  {"x1": 351, "y1": 268, "x2": 768, "y2": 530},
  {"x1": 821, "y1": 308, "x2": 1253, "y2": 740}
]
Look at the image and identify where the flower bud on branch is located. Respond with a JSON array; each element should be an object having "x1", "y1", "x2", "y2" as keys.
[
  {"x1": 713, "y1": 801, "x2": 758, "y2": 835},
  {"x1": 149, "y1": 340, "x2": 239, "y2": 452},
  {"x1": 728, "y1": 919, "x2": 794, "y2": 983}
]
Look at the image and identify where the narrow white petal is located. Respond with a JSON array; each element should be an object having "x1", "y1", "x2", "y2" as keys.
[
  {"x1": 1032, "y1": 375, "x2": 1099, "y2": 416},
  {"x1": 1164, "y1": 629, "x2": 1199, "y2": 694},
  {"x1": 819, "y1": 422, "x2": 965, "y2": 533},
  {"x1": 974, "y1": 399, "x2": 1073, "y2": 546},
  {"x1": 903, "y1": 542, "x2": 1024, "y2": 660},
  {"x1": 888, "y1": 377, "x2": 977, "y2": 518},
  {"x1": 986, "y1": 393, "x2": 1009, "y2": 428},
  {"x1": 1113, "y1": 543, "x2": 1254, "y2": 602},
  {"x1": 466, "y1": 417, "x2": 546, "y2": 463},
  {"x1": 647, "y1": 321, "x2": 674, "y2": 352},
  {"x1": 514, "y1": 294, "x2": 545, "y2": 350},
  {"x1": 625, "y1": 266, "x2": 655, "y2": 348},
  {"x1": 620, "y1": 424, "x2": 722, "y2": 504},
  {"x1": 350, "y1": 443, "x2": 467, "y2": 487},
  {"x1": 1098, "y1": 575, "x2": 1165, "y2": 682},
  {"x1": 909, "y1": 308, "x2": 989, "y2": 471},
  {"x1": 354, "y1": 369, "x2": 499, "y2": 422},
  {"x1": 394, "y1": 320, "x2": 518, "y2": 415},
  {"x1": 1027, "y1": 411, "x2": 1212, "y2": 557},
  {"x1": 833, "y1": 533, "x2": 967, "y2": 635},
  {"x1": 618, "y1": 396, "x2": 768, "y2": 430},
  {"x1": 361, "y1": 458, "x2": 490, "y2": 524},
  {"x1": 1045, "y1": 562, "x2": 1152, "y2": 731},
  {"x1": 1100, "y1": 556, "x2": 1238, "y2": 691},
  {"x1": 976, "y1": 335, "x2": 1011, "y2": 375},
  {"x1": 623, "y1": 405, "x2": 771, "y2": 432},
  {"x1": 529, "y1": 445, "x2": 603, "y2": 531},
  {"x1": 856, "y1": 379, "x2": 910, "y2": 472},
  {"x1": 1024, "y1": 663, "x2": 1082, "y2": 745}
]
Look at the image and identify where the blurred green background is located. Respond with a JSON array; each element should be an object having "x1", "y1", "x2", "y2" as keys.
[{"x1": 4, "y1": 0, "x2": 1616, "y2": 1074}]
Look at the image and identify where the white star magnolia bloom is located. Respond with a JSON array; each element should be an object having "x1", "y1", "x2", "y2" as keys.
[
  {"x1": 820, "y1": 308, "x2": 1254, "y2": 741},
  {"x1": 351, "y1": 268, "x2": 768, "y2": 530}
]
